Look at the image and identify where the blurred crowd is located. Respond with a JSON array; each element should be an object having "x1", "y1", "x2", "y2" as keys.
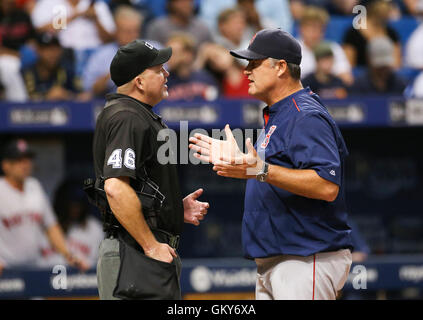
[{"x1": 0, "y1": 0, "x2": 423, "y2": 103}]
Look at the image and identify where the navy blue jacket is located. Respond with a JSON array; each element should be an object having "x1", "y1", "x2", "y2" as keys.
[{"x1": 243, "y1": 87, "x2": 353, "y2": 258}]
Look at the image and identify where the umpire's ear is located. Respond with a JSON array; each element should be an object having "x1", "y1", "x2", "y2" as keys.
[{"x1": 134, "y1": 75, "x2": 144, "y2": 91}]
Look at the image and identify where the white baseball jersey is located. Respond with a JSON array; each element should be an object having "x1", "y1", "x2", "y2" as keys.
[
  {"x1": 31, "y1": 0, "x2": 116, "y2": 50},
  {"x1": 66, "y1": 217, "x2": 104, "y2": 267},
  {"x1": 37, "y1": 217, "x2": 104, "y2": 268},
  {"x1": 0, "y1": 177, "x2": 57, "y2": 267}
]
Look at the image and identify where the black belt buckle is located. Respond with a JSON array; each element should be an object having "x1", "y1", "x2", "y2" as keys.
[
  {"x1": 169, "y1": 235, "x2": 180, "y2": 250},
  {"x1": 105, "y1": 226, "x2": 119, "y2": 238}
]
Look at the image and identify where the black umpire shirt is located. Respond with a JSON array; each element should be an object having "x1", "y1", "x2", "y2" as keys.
[{"x1": 93, "y1": 93, "x2": 184, "y2": 236}]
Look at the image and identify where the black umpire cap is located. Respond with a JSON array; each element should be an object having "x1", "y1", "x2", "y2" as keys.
[
  {"x1": 110, "y1": 40, "x2": 172, "y2": 87},
  {"x1": 2, "y1": 139, "x2": 35, "y2": 160},
  {"x1": 230, "y1": 28, "x2": 302, "y2": 65}
]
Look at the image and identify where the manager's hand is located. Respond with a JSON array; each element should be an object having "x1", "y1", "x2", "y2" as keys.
[{"x1": 189, "y1": 124, "x2": 262, "y2": 179}]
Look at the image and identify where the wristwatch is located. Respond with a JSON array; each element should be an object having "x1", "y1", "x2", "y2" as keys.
[{"x1": 256, "y1": 161, "x2": 269, "y2": 182}]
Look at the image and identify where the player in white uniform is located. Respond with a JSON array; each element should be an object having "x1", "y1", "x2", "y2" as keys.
[
  {"x1": 38, "y1": 217, "x2": 104, "y2": 268},
  {"x1": 38, "y1": 180, "x2": 104, "y2": 268},
  {"x1": 64, "y1": 217, "x2": 104, "y2": 267},
  {"x1": 0, "y1": 139, "x2": 88, "y2": 275}
]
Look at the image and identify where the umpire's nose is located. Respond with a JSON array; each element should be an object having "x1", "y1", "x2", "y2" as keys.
[{"x1": 163, "y1": 66, "x2": 170, "y2": 78}]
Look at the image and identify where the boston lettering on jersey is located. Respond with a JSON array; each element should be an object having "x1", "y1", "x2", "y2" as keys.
[{"x1": 1, "y1": 212, "x2": 43, "y2": 230}]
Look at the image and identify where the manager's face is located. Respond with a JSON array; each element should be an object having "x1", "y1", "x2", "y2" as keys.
[
  {"x1": 140, "y1": 63, "x2": 170, "y2": 105},
  {"x1": 244, "y1": 58, "x2": 279, "y2": 101}
]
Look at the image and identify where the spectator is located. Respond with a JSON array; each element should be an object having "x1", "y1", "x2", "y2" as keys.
[
  {"x1": 22, "y1": 32, "x2": 85, "y2": 101},
  {"x1": 214, "y1": 7, "x2": 249, "y2": 51},
  {"x1": 45, "y1": 179, "x2": 103, "y2": 268},
  {"x1": 82, "y1": 5, "x2": 144, "y2": 98},
  {"x1": 0, "y1": 139, "x2": 88, "y2": 275},
  {"x1": 145, "y1": 0, "x2": 213, "y2": 48},
  {"x1": 166, "y1": 33, "x2": 220, "y2": 101},
  {"x1": 299, "y1": 6, "x2": 353, "y2": 85},
  {"x1": 349, "y1": 37, "x2": 407, "y2": 95},
  {"x1": 31, "y1": 0, "x2": 116, "y2": 51},
  {"x1": 237, "y1": 0, "x2": 285, "y2": 39},
  {"x1": 404, "y1": 22, "x2": 423, "y2": 69},
  {"x1": 15, "y1": 0, "x2": 37, "y2": 15},
  {"x1": 108, "y1": 0, "x2": 147, "y2": 12},
  {"x1": 0, "y1": 0, "x2": 35, "y2": 102},
  {"x1": 290, "y1": 0, "x2": 306, "y2": 22},
  {"x1": 400, "y1": 0, "x2": 423, "y2": 16},
  {"x1": 302, "y1": 42, "x2": 349, "y2": 99},
  {"x1": 31, "y1": 0, "x2": 116, "y2": 76},
  {"x1": 326, "y1": 0, "x2": 361, "y2": 15},
  {"x1": 195, "y1": 43, "x2": 250, "y2": 99},
  {"x1": 289, "y1": 0, "x2": 365, "y2": 20},
  {"x1": 342, "y1": 0, "x2": 402, "y2": 69},
  {"x1": 199, "y1": 0, "x2": 293, "y2": 37}
]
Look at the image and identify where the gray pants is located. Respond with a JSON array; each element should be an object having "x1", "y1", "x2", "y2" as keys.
[
  {"x1": 97, "y1": 237, "x2": 121, "y2": 300},
  {"x1": 255, "y1": 249, "x2": 352, "y2": 300},
  {"x1": 96, "y1": 236, "x2": 182, "y2": 300}
]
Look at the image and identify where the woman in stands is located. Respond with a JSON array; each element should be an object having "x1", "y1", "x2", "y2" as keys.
[{"x1": 342, "y1": 0, "x2": 402, "y2": 69}]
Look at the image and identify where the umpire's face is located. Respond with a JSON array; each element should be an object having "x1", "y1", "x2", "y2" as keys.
[{"x1": 138, "y1": 63, "x2": 170, "y2": 105}]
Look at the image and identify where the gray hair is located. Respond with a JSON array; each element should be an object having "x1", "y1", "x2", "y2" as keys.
[{"x1": 268, "y1": 58, "x2": 301, "y2": 80}]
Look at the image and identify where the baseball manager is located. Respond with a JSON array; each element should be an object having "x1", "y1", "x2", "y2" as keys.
[{"x1": 190, "y1": 28, "x2": 353, "y2": 300}]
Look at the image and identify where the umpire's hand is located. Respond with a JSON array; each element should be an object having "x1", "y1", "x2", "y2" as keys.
[
  {"x1": 183, "y1": 188, "x2": 209, "y2": 226},
  {"x1": 145, "y1": 243, "x2": 177, "y2": 264}
]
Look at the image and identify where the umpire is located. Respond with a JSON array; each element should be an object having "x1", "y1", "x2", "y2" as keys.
[{"x1": 92, "y1": 40, "x2": 209, "y2": 300}]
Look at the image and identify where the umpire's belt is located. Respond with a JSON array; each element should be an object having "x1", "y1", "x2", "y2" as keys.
[
  {"x1": 107, "y1": 227, "x2": 180, "y2": 250},
  {"x1": 153, "y1": 228, "x2": 180, "y2": 250}
]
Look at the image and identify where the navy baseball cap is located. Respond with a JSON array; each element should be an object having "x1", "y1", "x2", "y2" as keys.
[
  {"x1": 2, "y1": 139, "x2": 35, "y2": 160},
  {"x1": 230, "y1": 28, "x2": 302, "y2": 65},
  {"x1": 110, "y1": 40, "x2": 172, "y2": 87}
]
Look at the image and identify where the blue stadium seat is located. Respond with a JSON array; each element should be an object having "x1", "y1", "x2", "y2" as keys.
[
  {"x1": 320, "y1": 16, "x2": 419, "y2": 45},
  {"x1": 324, "y1": 16, "x2": 354, "y2": 43},
  {"x1": 19, "y1": 44, "x2": 38, "y2": 69},
  {"x1": 389, "y1": 17, "x2": 420, "y2": 45},
  {"x1": 396, "y1": 67, "x2": 420, "y2": 82}
]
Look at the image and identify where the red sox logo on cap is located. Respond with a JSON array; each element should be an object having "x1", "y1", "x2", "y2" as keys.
[
  {"x1": 17, "y1": 139, "x2": 28, "y2": 152},
  {"x1": 249, "y1": 33, "x2": 257, "y2": 45}
]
